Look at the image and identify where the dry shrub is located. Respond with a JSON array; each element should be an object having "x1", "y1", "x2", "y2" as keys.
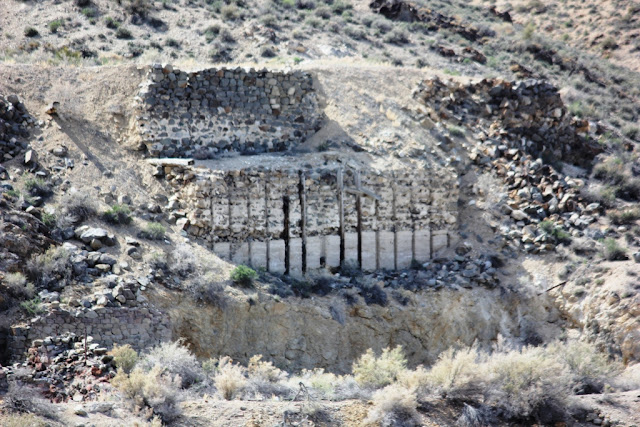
[
  {"x1": 2, "y1": 383, "x2": 57, "y2": 420},
  {"x1": 214, "y1": 357, "x2": 247, "y2": 400},
  {"x1": 110, "y1": 344, "x2": 138, "y2": 374},
  {"x1": 483, "y1": 344, "x2": 571, "y2": 419},
  {"x1": 248, "y1": 355, "x2": 285, "y2": 382},
  {"x1": 112, "y1": 365, "x2": 182, "y2": 423},
  {"x1": 423, "y1": 347, "x2": 480, "y2": 398},
  {"x1": 353, "y1": 346, "x2": 407, "y2": 389},
  {"x1": 365, "y1": 383, "x2": 420, "y2": 427},
  {"x1": 0, "y1": 413, "x2": 47, "y2": 427},
  {"x1": 139, "y1": 340, "x2": 202, "y2": 388},
  {"x1": 295, "y1": 368, "x2": 338, "y2": 399},
  {"x1": 244, "y1": 355, "x2": 292, "y2": 398},
  {"x1": 550, "y1": 340, "x2": 621, "y2": 394},
  {"x1": 25, "y1": 246, "x2": 72, "y2": 289},
  {"x1": 2, "y1": 272, "x2": 35, "y2": 299},
  {"x1": 58, "y1": 188, "x2": 96, "y2": 226}
]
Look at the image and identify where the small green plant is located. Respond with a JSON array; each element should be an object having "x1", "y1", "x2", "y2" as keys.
[
  {"x1": 230, "y1": 265, "x2": 257, "y2": 287},
  {"x1": 105, "y1": 16, "x2": 120, "y2": 29},
  {"x1": 115, "y1": 27, "x2": 133, "y2": 39},
  {"x1": 204, "y1": 24, "x2": 220, "y2": 43},
  {"x1": 81, "y1": 7, "x2": 97, "y2": 18},
  {"x1": 24, "y1": 27, "x2": 39, "y2": 37},
  {"x1": 603, "y1": 238, "x2": 627, "y2": 261},
  {"x1": 20, "y1": 297, "x2": 43, "y2": 315},
  {"x1": 41, "y1": 212, "x2": 57, "y2": 229},
  {"x1": 522, "y1": 22, "x2": 535, "y2": 40},
  {"x1": 539, "y1": 220, "x2": 572, "y2": 244},
  {"x1": 102, "y1": 204, "x2": 132, "y2": 225},
  {"x1": 143, "y1": 222, "x2": 166, "y2": 240},
  {"x1": 48, "y1": 20, "x2": 63, "y2": 33},
  {"x1": 447, "y1": 125, "x2": 465, "y2": 137},
  {"x1": 165, "y1": 38, "x2": 180, "y2": 47}
]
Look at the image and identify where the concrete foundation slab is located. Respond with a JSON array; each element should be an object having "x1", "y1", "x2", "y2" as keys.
[
  {"x1": 324, "y1": 235, "x2": 340, "y2": 268},
  {"x1": 306, "y1": 236, "x2": 323, "y2": 270},
  {"x1": 269, "y1": 240, "x2": 286, "y2": 273},
  {"x1": 396, "y1": 230, "x2": 413, "y2": 269},
  {"x1": 414, "y1": 229, "x2": 431, "y2": 262},
  {"x1": 344, "y1": 232, "x2": 358, "y2": 266},
  {"x1": 250, "y1": 241, "x2": 267, "y2": 269},
  {"x1": 432, "y1": 231, "x2": 449, "y2": 255},
  {"x1": 378, "y1": 231, "x2": 395, "y2": 270},
  {"x1": 213, "y1": 242, "x2": 230, "y2": 260},
  {"x1": 289, "y1": 238, "x2": 303, "y2": 275},
  {"x1": 361, "y1": 231, "x2": 377, "y2": 271}
]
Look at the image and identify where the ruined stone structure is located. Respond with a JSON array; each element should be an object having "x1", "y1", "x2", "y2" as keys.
[
  {"x1": 166, "y1": 162, "x2": 458, "y2": 274},
  {"x1": 136, "y1": 65, "x2": 322, "y2": 158},
  {"x1": 9, "y1": 306, "x2": 171, "y2": 361}
]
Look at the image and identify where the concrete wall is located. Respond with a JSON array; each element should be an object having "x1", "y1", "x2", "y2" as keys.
[
  {"x1": 170, "y1": 165, "x2": 458, "y2": 274},
  {"x1": 136, "y1": 65, "x2": 322, "y2": 158}
]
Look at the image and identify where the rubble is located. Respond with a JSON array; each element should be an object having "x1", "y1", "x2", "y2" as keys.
[
  {"x1": 14, "y1": 333, "x2": 117, "y2": 403},
  {"x1": 0, "y1": 94, "x2": 32, "y2": 161}
]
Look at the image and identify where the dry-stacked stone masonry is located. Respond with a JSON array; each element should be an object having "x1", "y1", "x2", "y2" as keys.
[
  {"x1": 9, "y1": 306, "x2": 171, "y2": 362},
  {"x1": 136, "y1": 65, "x2": 322, "y2": 158},
  {"x1": 165, "y1": 161, "x2": 459, "y2": 275}
]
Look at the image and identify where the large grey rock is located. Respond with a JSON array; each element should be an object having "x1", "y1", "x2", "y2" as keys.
[{"x1": 79, "y1": 227, "x2": 108, "y2": 243}]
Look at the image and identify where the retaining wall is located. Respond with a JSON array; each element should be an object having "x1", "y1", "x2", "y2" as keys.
[
  {"x1": 136, "y1": 65, "x2": 322, "y2": 158},
  {"x1": 8, "y1": 306, "x2": 171, "y2": 361},
  {"x1": 171, "y1": 165, "x2": 458, "y2": 274}
]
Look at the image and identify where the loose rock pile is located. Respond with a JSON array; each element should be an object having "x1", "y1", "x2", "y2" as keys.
[
  {"x1": 0, "y1": 94, "x2": 32, "y2": 161},
  {"x1": 23, "y1": 333, "x2": 116, "y2": 403},
  {"x1": 412, "y1": 77, "x2": 602, "y2": 167},
  {"x1": 369, "y1": 0, "x2": 483, "y2": 42}
]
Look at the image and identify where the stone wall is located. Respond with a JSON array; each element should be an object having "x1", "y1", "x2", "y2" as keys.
[
  {"x1": 8, "y1": 306, "x2": 171, "y2": 361},
  {"x1": 167, "y1": 164, "x2": 458, "y2": 274},
  {"x1": 136, "y1": 65, "x2": 322, "y2": 158}
]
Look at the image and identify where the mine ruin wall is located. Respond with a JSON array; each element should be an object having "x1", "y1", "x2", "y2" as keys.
[
  {"x1": 8, "y1": 306, "x2": 172, "y2": 361},
  {"x1": 136, "y1": 65, "x2": 322, "y2": 158},
  {"x1": 169, "y1": 166, "x2": 458, "y2": 274}
]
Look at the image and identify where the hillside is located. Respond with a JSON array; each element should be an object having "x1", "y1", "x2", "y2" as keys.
[{"x1": 1, "y1": 0, "x2": 640, "y2": 426}]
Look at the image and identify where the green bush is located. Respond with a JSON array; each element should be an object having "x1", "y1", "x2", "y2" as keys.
[
  {"x1": 230, "y1": 265, "x2": 257, "y2": 287},
  {"x1": 20, "y1": 297, "x2": 44, "y2": 315},
  {"x1": 105, "y1": 16, "x2": 120, "y2": 29},
  {"x1": 143, "y1": 222, "x2": 166, "y2": 240},
  {"x1": 41, "y1": 212, "x2": 57, "y2": 229},
  {"x1": 539, "y1": 220, "x2": 572, "y2": 244},
  {"x1": 115, "y1": 27, "x2": 133, "y2": 39},
  {"x1": 48, "y1": 20, "x2": 63, "y2": 33},
  {"x1": 81, "y1": 7, "x2": 97, "y2": 18},
  {"x1": 603, "y1": 238, "x2": 627, "y2": 261},
  {"x1": 24, "y1": 27, "x2": 39, "y2": 37},
  {"x1": 102, "y1": 204, "x2": 132, "y2": 225},
  {"x1": 353, "y1": 346, "x2": 407, "y2": 389}
]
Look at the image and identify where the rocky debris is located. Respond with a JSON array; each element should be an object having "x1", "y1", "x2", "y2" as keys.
[
  {"x1": 488, "y1": 6, "x2": 512, "y2": 23},
  {"x1": 0, "y1": 197, "x2": 55, "y2": 273},
  {"x1": 44, "y1": 101, "x2": 60, "y2": 116},
  {"x1": 412, "y1": 77, "x2": 603, "y2": 167},
  {"x1": 369, "y1": 0, "x2": 484, "y2": 42},
  {"x1": 15, "y1": 333, "x2": 117, "y2": 403},
  {"x1": 0, "y1": 94, "x2": 33, "y2": 161}
]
